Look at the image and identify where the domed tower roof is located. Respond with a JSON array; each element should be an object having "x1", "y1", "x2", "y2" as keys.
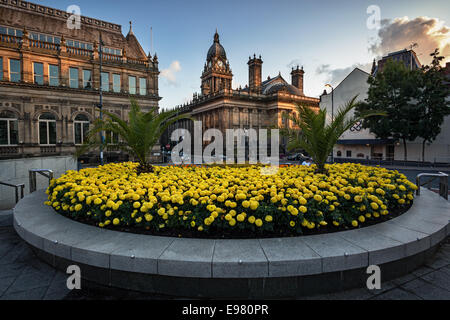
[{"x1": 207, "y1": 30, "x2": 227, "y2": 61}]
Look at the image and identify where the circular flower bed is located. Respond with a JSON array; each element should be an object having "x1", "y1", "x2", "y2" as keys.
[{"x1": 45, "y1": 162, "x2": 418, "y2": 239}]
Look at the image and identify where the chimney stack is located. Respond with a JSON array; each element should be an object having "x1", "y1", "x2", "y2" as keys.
[
  {"x1": 248, "y1": 54, "x2": 263, "y2": 93},
  {"x1": 291, "y1": 65, "x2": 304, "y2": 95}
]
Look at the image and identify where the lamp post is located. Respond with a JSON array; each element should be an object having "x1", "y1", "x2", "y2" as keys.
[
  {"x1": 325, "y1": 84, "x2": 334, "y2": 163},
  {"x1": 98, "y1": 34, "x2": 104, "y2": 166}
]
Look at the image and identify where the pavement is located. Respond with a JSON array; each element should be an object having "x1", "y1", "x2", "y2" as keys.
[{"x1": 1, "y1": 209, "x2": 450, "y2": 300}]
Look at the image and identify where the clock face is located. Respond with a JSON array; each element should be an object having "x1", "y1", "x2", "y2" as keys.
[{"x1": 217, "y1": 60, "x2": 224, "y2": 68}]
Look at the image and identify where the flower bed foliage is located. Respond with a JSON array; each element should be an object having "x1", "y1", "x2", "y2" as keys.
[{"x1": 45, "y1": 162, "x2": 418, "y2": 238}]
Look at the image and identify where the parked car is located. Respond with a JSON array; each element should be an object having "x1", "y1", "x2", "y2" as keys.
[{"x1": 287, "y1": 153, "x2": 309, "y2": 162}]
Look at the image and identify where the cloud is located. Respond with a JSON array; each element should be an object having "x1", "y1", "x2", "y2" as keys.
[
  {"x1": 316, "y1": 16, "x2": 450, "y2": 87},
  {"x1": 370, "y1": 16, "x2": 450, "y2": 64},
  {"x1": 316, "y1": 62, "x2": 373, "y2": 87},
  {"x1": 287, "y1": 59, "x2": 303, "y2": 69},
  {"x1": 160, "y1": 60, "x2": 182, "y2": 86}
]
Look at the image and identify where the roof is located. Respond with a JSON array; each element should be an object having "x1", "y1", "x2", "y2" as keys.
[
  {"x1": 242, "y1": 74, "x2": 304, "y2": 96},
  {"x1": 320, "y1": 68, "x2": 370, "y2": 96},
  {"x1": 207, "y1": 32, "x2": 227, "y2": 61},
  {"x1": 0, "y1": 1, "x2": 148, "y2": 60}
]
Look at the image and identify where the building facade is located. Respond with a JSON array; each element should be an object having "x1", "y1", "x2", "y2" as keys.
[
  {"x1": 163, "y1": 31, "x2": 320, "y2": 160},
  {"x1": 0, "y1": 0, "x2": 160, "y2": 162}
]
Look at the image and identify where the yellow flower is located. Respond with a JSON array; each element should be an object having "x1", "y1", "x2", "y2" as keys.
[
  {"x1": 290, "y1": 221, "x2": 296, "y2": 228},
  {"x1": 133, "y1": 201, "x2": 141, "y2": 209},
  {"x1": 113, "y1": 218, "x2": 120, "y2": 225},
  {"x1": 74, "y1": 204, "x2": 82, "y2": 212},
  {"x1": 250, "y1": 200, "x2": 259, "y2": 211},
  {"x1": 358, "y1": 216, "x2": 366, "y2": 223},
  {"x1": 242, "y1": 200, "x2": 250, "y2": 209},
  {"x1": 229, "y1": 218, "x2": 236, "y2": 227},
  {"x1": 255, "y1": 219, "x2": 263, "y2": 227},
  {"x1": 265, "y1": 215, "x2": 273, "y2": 223},
  {"x1": 299, "y1": 206, "x2": 308, "y2": 214},
  {"x1": 352, "y1": 220, "x2": 358, "y2": 227},
  {"x1": 248, "y1": 216, "x2": 256, "y2": 224},
  {"x1": 145, "y1": 214, "x2": 153, "y2": 222}
]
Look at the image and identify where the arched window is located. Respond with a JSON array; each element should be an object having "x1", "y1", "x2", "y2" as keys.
[
  {"x1": 336, "y1": 151, "x2": 342, "y2": 157},
  {"x1": 74, "y1": 114, "x2": 90, "y2": 145},
  {"x1": 39, "y1": 113, "x2": 56, "y2": 145},
  {"x1": 0, "y1": 110, "x2": 18, "y2": 145}
]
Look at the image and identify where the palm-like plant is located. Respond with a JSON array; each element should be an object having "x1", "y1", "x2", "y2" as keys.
[
  {"x1": 75, "y1": 99, "x2": 190, "y2": 173},
  {"x1": 281, "y1": 96, "x2": 385, "y2": 174}
]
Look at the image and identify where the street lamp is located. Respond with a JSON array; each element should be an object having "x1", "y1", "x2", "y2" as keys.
[
  {"x1": 325, "y1": 84, "x2": 334, "y2": 163},
  {"x1": 98, "y1": 34, "x2": 105, "y2": 166}
]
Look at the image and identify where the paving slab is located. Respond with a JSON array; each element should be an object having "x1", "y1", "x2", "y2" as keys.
[
  {"x1": 301, "y1": 233, "x2": 368, "y2": 273},
  {"x1": 158, "y1": 238, "x2": 215, "y2": 278},
  {"x1": 212, "y1": 239, "x2": 268, "y2": 278},
  {"x1": 401, "y1": 278, "x2": 450, "y2": 300},
  {"x1": 110, "y1": 234, "x2": 174, "y2": 274},
  {"x1": 338, "y1": 228, "x2": 405, "y2": 265},
  {"x1": 259, "y1": 237, "x2": 322, "y2": 277}
]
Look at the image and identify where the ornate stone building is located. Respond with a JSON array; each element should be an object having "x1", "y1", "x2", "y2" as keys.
[
  {"x1": 0, "y1": 0, "x2": 160, "y2": 161},
  {"x1": 163, "y1": 31, "x2": 320, "y2": 159}
]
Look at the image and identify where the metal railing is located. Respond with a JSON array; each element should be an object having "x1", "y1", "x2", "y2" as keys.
[
  {"x1": 416, "y1": 172, "x2": 449, "y2": 200},
  {"x1": 0, "y1": 181, "x2": 25, "y2": 204},
  {"x1": 29, "y1": 169, "x2": 54, "y2": 194}
]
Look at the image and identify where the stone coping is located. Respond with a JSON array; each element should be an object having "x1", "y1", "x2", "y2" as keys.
[{"x1": 13, "y1": 189, "x2": 450, "y2": 279}]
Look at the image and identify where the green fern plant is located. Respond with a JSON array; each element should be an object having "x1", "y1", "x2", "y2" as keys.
[
  {"x1": 281, "y1": 96, "x2": 385, "y2": 174},
  {"x1": 75, "y1": 99, "x2": 190, "y2": 173}
]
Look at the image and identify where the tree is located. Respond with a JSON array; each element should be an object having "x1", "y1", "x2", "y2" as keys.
[
  {"x1": 415, "y1": 49, "x2": 450, "y2": 162},
  {"x1": 356, "y1": 59, "x2": 421, "y2": 161},
  {"x1": 281, "y1": 96, "x2": 384, "y2": 174},
  {"x1": 75, "y1": 99, "x2": 190, "y2": 174}
]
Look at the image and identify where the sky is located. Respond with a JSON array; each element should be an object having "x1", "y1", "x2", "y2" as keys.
[{"x1": 36, "y1": 0, "x2": 450, "y2": 110}]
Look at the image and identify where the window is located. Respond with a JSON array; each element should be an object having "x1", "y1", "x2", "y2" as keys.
[
  {"x1": 33, "y1": 62, "x2": 44, "y2": 85},
  {"x1": 66, "y1": 40, "x2": 93, "y2": 51},
  {"x1": 346, "y1": 150, "x2": 352, "y2": 158},
  {"x1": 101, "y1": 72, "x2": 109, "y2": 92},
  {"x1": 112, "y1": 74, "x2": 121, "y2": 93},
  {"x1": 69, "y1": 68, "x2": 79, "y2": 88},
  {"x1": 0, "y1": 26, "x2": 22, "y2": 37},
  {"x1": 129, "y1": 76, "x2": 136, "y2": 94},
  {"x1": 0, "y1": 57, "x2": 3, "y2": 81},
  {"x1": 102, "y1": 47, "x2": 122, "y2": 56},
  {"x1": 83, "y1": 70, "x2": 92, "y2": 89},
  {"x1": 336, "y1": 151, "x2": 342, "y2": 157},
  {"x1": 139, "y1": 78, "x2": 147, "y2": 95},
  {"x1": 49, "y1": 65, "x2": 59, "y2": 86},
  {"x1": 39, "y1": 113, "x2": 57, "y2": 145},
  {"x1": 106, "y1": 131, "x2": 119, "y2": 144},
  {"x1": 74, "y1": 114, "x2": 90, "y2": 145},
  {"x1": 0, "y1": 111, "x2": 18, "y2": 145},
  {"x1": 357, "y1": 153, "x2": 365, "y2": 158},
  {"x1": 29, "y1": 33, "x2": 60, "y2": 44},
  {"x1": 9, "y1": 59, "x2": 21, "y2": 82}
]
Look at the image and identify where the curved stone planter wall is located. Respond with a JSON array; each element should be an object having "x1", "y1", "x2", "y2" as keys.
[{"x1": 13, "y1": 189, "x2": 450, "y2": 298}]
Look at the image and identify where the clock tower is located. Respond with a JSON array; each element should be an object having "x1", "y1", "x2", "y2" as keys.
[{"x1": 201, "y1": 31, "x2": 233, "y2": 95}]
